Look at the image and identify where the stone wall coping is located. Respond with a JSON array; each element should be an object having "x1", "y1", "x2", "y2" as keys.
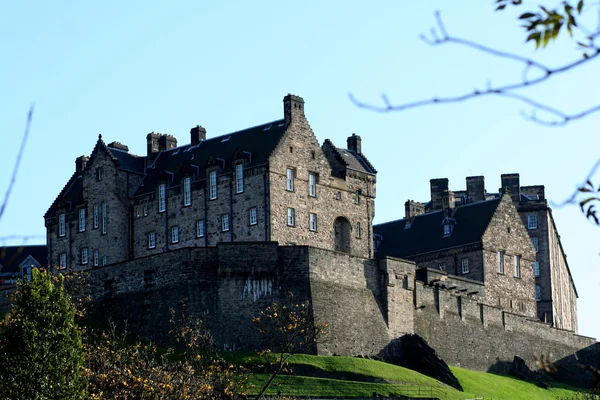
[
  {"x1": 377, "y1": 255, "x2": 417, "y2": 265},
  {"x1": 420, "y1": 267, "x2": 484, "y2": 287}
]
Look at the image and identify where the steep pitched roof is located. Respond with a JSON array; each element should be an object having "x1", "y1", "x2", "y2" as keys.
[
  {"x1": 44, "y1": 173, "x2": 82, "y2": 218},
  {"x1": 134, "y1": 119, "x2": 287, "y2": 196},
  {"x1": 334, "y1": 147, "x2": 376, "y2": 175},
  {"x1": 0, "y1": 245, "x2": 47, "y2": 274},
  {"x1": 374, "y1": 199, "x2": 501, "y2": 259}
]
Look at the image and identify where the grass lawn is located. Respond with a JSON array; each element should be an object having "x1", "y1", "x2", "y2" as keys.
[{"x1": 239, "y1": 353, "x2": 588, "y2": 400}]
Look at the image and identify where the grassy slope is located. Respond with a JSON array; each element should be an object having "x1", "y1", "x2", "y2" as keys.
[{"x1": 242, "y1": 354, "x2": 585, "y2": 400}]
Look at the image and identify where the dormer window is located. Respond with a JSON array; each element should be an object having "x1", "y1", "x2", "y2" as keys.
[{"x1": 441, "y1": 217, "x2": 456, "y2": 237}]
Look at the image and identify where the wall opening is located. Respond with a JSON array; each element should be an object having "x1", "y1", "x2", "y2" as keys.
[{"x1": 334, "y1": 216, "x2": 352, "y2": 253}]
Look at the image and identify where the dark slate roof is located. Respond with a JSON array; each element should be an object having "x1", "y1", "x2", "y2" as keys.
[
  {"x1": 334, "y1": 147, "x2": 376, "y2": 175},
  {"x1": 108, "y1": 147, "x2": 145, "y2": 174},
  {"x1": 134, "y1": 119, "x2": 287, "y2": 196},
  {"x1": 374, "y1": 199, "x2": 501, "y2": 259},
  {"x1": 0, "y1": 245, "x2": 47, "y2": 274},
  {"x1": 44, "y1": 173, "x2": 82, "y2": 218}
]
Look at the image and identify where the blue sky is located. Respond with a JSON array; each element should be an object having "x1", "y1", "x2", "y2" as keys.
[{"x1": 1, "y1": 1, "x2": 599, "y2": 339}]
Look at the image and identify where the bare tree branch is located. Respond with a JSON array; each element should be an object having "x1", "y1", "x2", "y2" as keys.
[
  {"x1": 349, "y1": 11, "x2": 600, "y2": 126},
  {"x1": 0, "y1": 104, "x2": 34, "y2": 222}
]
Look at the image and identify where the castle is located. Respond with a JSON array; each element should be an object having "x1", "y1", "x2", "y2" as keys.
[{"x1": 41, "y1": 94, "x2": 596, "y2": 379}]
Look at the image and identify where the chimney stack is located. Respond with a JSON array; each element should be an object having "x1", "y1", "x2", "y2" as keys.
[
  {"x1": 75, "y1": 156, "x2": 89, "y2": 173},
  {"x1": 500, "y1": 173, "x2": 521, "y2": 203},
  {"x1": 190, "y1": 125, "x2": 206, "y2": 145},
  {"x1": 283, "y1": 94, "x2": 305, "y2": 126},
  {"x1": 405, "y1": 200, "x2": 425, "y2": 219},
  {"x1": 107, "y1": 141, "x2": 129, "y2": 152},
  {"x1": 147, "y1": 132, "x2": 161, "y2": 156},
  {"x1": 159, "y1": 134, "x2": 177, "y2": 150},
  {"x1": 347, "y1": 133, "x2": 362, "y2": 154},
  {"x1": 430, "y1": 178, "x2": 449, "y2": 211},
  {"x1": 466, "y1": 176, "x2": 486, "y2": 203}
]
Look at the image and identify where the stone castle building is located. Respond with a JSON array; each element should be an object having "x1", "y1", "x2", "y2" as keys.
[
  {"x1": 39, "y1": 94, "x2": 595, "y2": 382},
  {"x1": 392, "y1": 175, "x2": 577, "y2": 332}
]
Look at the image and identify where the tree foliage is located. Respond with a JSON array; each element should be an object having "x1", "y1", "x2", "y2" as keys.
[{"x1": 0, "y1": 268, "x2": 85, "y2": 400}]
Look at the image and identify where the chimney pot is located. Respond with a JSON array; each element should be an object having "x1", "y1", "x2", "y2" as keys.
[{"x1": 190, "y1": 125, "x2": 206, "y2": 145}]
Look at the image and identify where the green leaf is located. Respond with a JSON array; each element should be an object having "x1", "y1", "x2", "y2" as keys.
[
  {"x1": 577, "y1": 0, "x2": 584, "y2": 14},
  {"x1": 496, "y1": 4, "x2": 507, "y2": 10},
  {"x1": 519, "y1": 12, "x2": 536, "y2": 19}
]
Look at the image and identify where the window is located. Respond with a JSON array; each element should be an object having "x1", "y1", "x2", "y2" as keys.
[
  {"x1": 286, "y1": 168, "x2": 295, "y2": 191},
  {"x1": 81, "y1": 248, "x2": 89, "y2": 265},
  {"x1": 158, "y1": 183, "x2": 166, "y2": 212},
  {"x1": 336, "y1": 191, "x2": 342, "y2": 200},
  {"x1": 136, "y1": 208, "x2": 140, "y2": 218},
  {"x1": 498, "y1": 251, "x2": 505, "y2": 274},
  {"x1": 171, "y1": 226, "x2": 179, "y2": 243},
  {"x1": 183, "y1": 177, "x2": 191, "y2": 206},
  {"x1": 311, "y1": 150, "x2": 316, "y2": 159},
  {"x1": 249, "y1": 207, "x2": 258, "y2": 225},
  {"x1": 461, "y1": 258, "x2": 469, "y2": 274},
  {"x1": 148, "y1": 232, "x2": 156, "y2": 249},
  {"x1": 514, "y1": 255, "x2": 521, "y2": 278},
  {"x1": 355, "y1": 189, "x2": 361, "y2": 205},
  {"x1": 97, "y1": 167, "x2": 103, "y2": 181},
  {"x1": 58, "y1": 214, "x2": 66, "y2": 237},
  {"x1": 534, "y1": 261, "x2": 540, "y2": 277},
  {"x1": 438, "y1": 263, "x2": 446, "y2": 271},
  {"x1": 93, "y1": 204, "x2": 99, "y2": 229},
  {"x1": 221, "y1": 214, "x2": 230, "y2": 232},
  {"x1": 527, "y1": 214, "x2": 537, "y2": 229},
  {"x1": 356, "y1": 222, "x2": 361, "y2": 238},
  {"x1": 536, "y1": 285, "x2": 541, "y2": 301},
  {"x1": 287, "y1": 208, "x2": 295, "y2": 227},
  {"x1": 196, "y1": 220, "x2": 205, "y2": 237},
  {"x1": 102, "y1": 256, "x2": 107, "y2": 266},
  {"x1": 236, "y1": 164, "x2": 244, "y2": 194},
  {"x1": 79, "y1": 208, "x2": 86, "y2": 232},
  {"x1": 531, "y1": 237, "x2": 539, "y2": 252},
  {"x1": 93, "y1": 250, "x2": 99, "y2": 267},
  {"x1": 101, "y1": 202, "x2": 107, "y2": 234},
  {"x1": 59, "y1": 253, "x2": 67, "y2": 269},
  {"x1": 309, "y1": 213, "x2": 317, "y2": 231},
  {"x1": 443, "y1": 224, "x2": 451, "y2": 236},
  {"x1": 308, "y1": 172, "x2": 317, "y2": 197},
  {"x1": 209, "y1": 171, "x2": 217, "y2": 200},
  {"x1": 143, "y1": 206, "x2": 148, "y2": 217}
]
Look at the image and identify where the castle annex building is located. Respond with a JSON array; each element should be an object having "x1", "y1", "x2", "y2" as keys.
[{"x1": 45, "y1": 94, "x2": 376, "y2": 268}]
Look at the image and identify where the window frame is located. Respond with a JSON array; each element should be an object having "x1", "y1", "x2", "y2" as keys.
[
  {"x1": 93, "y1": 204, "x2": 99, "y2": 229},
  {"x1": 81, "y1": 247, "x2": 89, "y2": 265},
  {"x1": 287, "y1": 208, "x2": 295, "y2": 227},
  {"x1": 498, "y1": 250, "x2": 505, "y2": 274},
  {"x1": 58, "y1": 214, "x2": 66, "y2": 237},
  {"x1": 196, "y1": 219, "x2": 205, "y2": 238},
  {"x1": 308, "y1": 172, "x2": 317, "y2": 197},
  {"x1": 183, "y1": 177, "x2": 191, "y2": 206},
  {"x1": 59, "y1": 253, "x2": 67, "y2": 269},
  {"x1": 235, "y1": 164, "x2": 244, "y2": 194},
  {"x1": 221, "y1": 214, "x2": 230, "y2": 232},
  {"x1": 309, "y1": 212, "x2": 317, "y2": 232},
  {"x1": 536, "y1": 285, "x2": 541, "y2": 301},
  {"x1": 171, "y1": 226, "x2": 179, "y2": 244},
  {"x1": 527, "y1": 214, "x2": 537, "y2": 229},
  {"x1": 148, "y1": 232, "x2": 156, "y2": 249},
  {"x1": 531, "y1": 236, "x2": 539, "y2": 252},
  {"x1": 209, "y1": 170, "x2": 218, "y2": 200},
  {"x1": 534, "y1": 261, "x2": 540, "y2": 277},
  {"x1": 158, "y1": 183, "x2": 166, "y2": 212},
  {"x1": 101, "y1": 202, "x2": 107, "y2": 234},
  {"x1": 93, "y1": 250, "x2": 99, "y2": 267},
  {"x1": 286, "y1": 168, "x2": 295, "y2": 192},
  {"x1": 461, "y1": 258, "x2": 469, "y2": 274},
  {"x1": 249, "y1": 207, "x2": 258, "y2": 226},
  {"x1": 78, "y1": 208, "x2": 86, "y2": 232},
  {"x1": 514, "y1": 255, "x2": 521, "y2": 278},
  {"x1": 355, "y1": 189, "x2": 361, "y2": 205},
  {"x1": 356, "y1": 221, "x2": 361, "y2": 238}
]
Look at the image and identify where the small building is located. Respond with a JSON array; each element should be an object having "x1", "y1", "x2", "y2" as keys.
[{"x1": 0, "y1": 245, "x2": 47, "y2": 285}]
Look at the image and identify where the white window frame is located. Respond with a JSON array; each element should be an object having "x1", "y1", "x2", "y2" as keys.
[
  {"x1": 93, "y1": 250, "x2": 99, "y2": 267},
  {"x1": 308, "y1": 172, "x2": 317, "y2": 197},
  {"x1": 249, "y1": 207, "x2": 258, "y2": 226},
  {"x1": 287, "y1": 208, "x2": 295, "y2": 227},
  {"x1": 236, "y1": 164, "x2": 244, "y2": 194},
  {"x1": 158, "y1": 183, "x2": 166, "y2": 212},
  {"x1": 461, "y1": 258, "x2": 469, "y2": 274},
  {"x1": 59, "y1": 253, "x2": 67, "y2": 269},
  {"x1": 101, "y1": 202, "x2": 107, "y2": 234},
  {"x1": 514, "y1": 255, "x2": 521, "y2": 278},
  {"x1": 148, "y1": 232, "x2": 156, "y2": 249},
  {"x1": 93, "y1": 204, "x2": 99, "y2": 229},
  {"x1": 286, "y1": 168, "x2": 295, "y2": 191},
  {"x1": 221, "y1": 214, "x2": 230, "y2": 232},
  {"x1": 498, "y1": 251, "x2": 504, "y2": 274},
  {"x1": 531, "y1": 237, "x2": 539, "y2": 252},
  {"x1": 79, "y1": 208, "x2": 86, "y2": 232},
  {"x1": 356, "y1": 222, "x2": 361, "y2": 238},
  {"x1": 209, "y1": 171, "x2": 217, "y2": 200},
  {"x1": 197, "y1": 219, "x2": 205, "y2": 237},
  {"x1": 183, "y1": 177, "x2": 191, "y2": 206},
  {"x1": 527, "y1": 214, "x2": 537, "y2": 229},
  {"x1": 534, "y1": 261, "x2": 540, "y2": 277},
  {"x1": 102, "y1": 256, "x2": 107, "y2": 266},
  {"x1": 143, "y1": 206, "x2": 148, "y2": 217},
  {"x1": 309, "y1": 213, "x2": 317, "y2": 232},
  {"x1": 443, "y1": 224, "x2": 451, "y2": 236},
  {"x1": 171, "y1": 226, "x2": 179, "y2": 244},
  {"x1": 58, "y1": 214, "x2": 66, "y2": 237},
  {"x1": 536, "y1": 285, "x2": 541, "y2": 301},
  {"x1": 81, "y1": 248, "x2": 89, "y2": 265}
]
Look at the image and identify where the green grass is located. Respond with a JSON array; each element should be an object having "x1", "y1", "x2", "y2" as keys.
[{"x1": 238, "y1": 353, "x2": 588, "y2": 400}]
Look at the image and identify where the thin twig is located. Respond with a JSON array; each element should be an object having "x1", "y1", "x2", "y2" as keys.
[
  {"x1": 0, "y1": 104, "x2": 34, "y2": 222},
  {"x1": 552, "y1": 157, "x2": 600, "y2": 208}
]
